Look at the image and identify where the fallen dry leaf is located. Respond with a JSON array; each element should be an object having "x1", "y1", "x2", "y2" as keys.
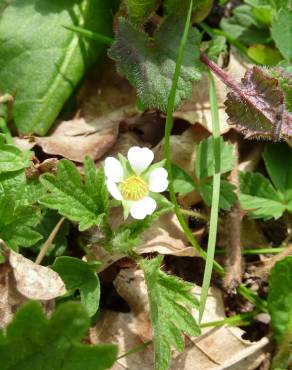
[
  {"x1": 174, "y1": 51, "x2": 250, "y2": 135},
  {"x1": 92, "y1": 267, "x2": 269, "y2": 370},
  {"x1": 6, "y1": 247, "x2": 66, "y2": 300},
  {"x1": 31, "y1": 117, "x2": 119, "y2": 163}
]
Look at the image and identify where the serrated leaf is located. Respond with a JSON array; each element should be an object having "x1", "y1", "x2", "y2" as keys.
[
  {"x1": 268, "y1": 256, "x2": 292, "y2": 343},
  {"x1": 172, "y1": 164, "x2": 195, "y2": 195},
  {"x1": 200, "y1": 179, "x2": 237, "y2": 211},
  {"x1": 0, "y1": 135, "x2": 32, "y2": 173},
  {"x1": 108, "y1": 15, "x2": 202, "y2": 112},
  {"x1": 39, "y1": 157, "x2": 108, "y2": 231},
  {"x1": 195, "y1": 136, "x2": 235, "y2": 179},
  {"x1": 140, "y1": 256, "x2": 200, "y2": 370},
  {"x1": 52, "y1": 256, "x2": 100, "y2": 317},
  {"x1": 126, "y1": 0, "x2": 159, "y2": 24},
  {"x1": 239, "y1": 171, "x2": 285, "y2": 219},
  {"x1": 0, "y1": 0, "x2": 113, "y2": 135},
  {"x1": 0, "y1": 194, "x2": 42, "y2": 250},
  {"x1": 0, "y1": 169, "x2": 44, "y2": 207},
  {"x1": 0, "y1": 301, "x2": 117, "y2": 370},
  {"x1": 225, "y1": 66, "x2": 292, "y2": 141},
  {"x1": 271, "y1": 9, "x2": 292, "y2": 61}
]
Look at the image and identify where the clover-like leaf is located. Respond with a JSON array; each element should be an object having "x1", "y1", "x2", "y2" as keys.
[
  {"x1": 0, "y1": 301, "x2": 117, "y2": 370},
  {"x1": 109, "y1": 15, "x2": 202, "y2": 112},
  {"x1": 52, "y1": 256, "x2": 100, "y2": 317},
  {"x1": 140, "y1": 256, "x2": 200, "y2": 370},
  {"x1": 40, "y1": 157, "x2": 108, "y2": 231},
  {"x1": 225, "y1": 66, "x2": 292, "y2": 141}
]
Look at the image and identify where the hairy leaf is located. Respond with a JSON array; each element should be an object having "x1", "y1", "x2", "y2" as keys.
[
  {"x1": 52, "y1": 256, "x2": 100, "y2": 317},
  {"x1": 0, "y1": 301, "x2": 117, "y2": 370},
  {"x1": 0, "y1": 194, "x2": 42, "y2": 250},
  {"x1": 126, "y1": 0, "x2": 159, "y2": 24},
  {"x1": 0, "y1": 0, "x2": 113, "y2": 135},
  {"x1": 172, "y1": 164, "x2": 195, "y2": 195},
  {"x1": 0, "y1": 135, "x2": 32, "y2": 173},
  {"x1": 239, "y1": 171, "x2": 286, "y2": 219},
  {"x1": 225, "y1": 66, "x2": 292, "y2": 141},
  {"x1": 140, "y1": 256, "x2": 200, "y2": 370},
  {"x1": 108, "y1": 16, "x2": 202, "y2": 111},
  {"x1": 40, "y1": 157, "x2": 108, "y2": 231}
]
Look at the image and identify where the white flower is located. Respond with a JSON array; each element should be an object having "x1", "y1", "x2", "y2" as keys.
[{"x1": 104, "y1": 146, "x2": 168, "y2": 220}]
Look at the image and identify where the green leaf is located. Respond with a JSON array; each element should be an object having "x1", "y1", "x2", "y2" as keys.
[
  {"x1": 40, "y1": 157, "x2": 108, "y2": 231},
  {"x1": 140, "y1": 256, "x2": 200, "y2": 370},
  {"x1": 195, "y1": 137, "x2": 234, "y2": 180},
  {"x1": 172, "y1": 164, "x2": 195, "y2": 195},
  {"x1": 220, "y1": 4, "x2": 270, "y2": 46},
  {"x1": 0, "y1": 301, "x2": 117, "y2": 370},
  {"x1": 0, "y1": 194, "x2": 42, "y2": 250},
  {"x1": 126, "y1": 0, "x2": 159, "y2": 24},
  {"x1": 0, "y1": 0, "x2": 113, "y2": 135},
  {"x1": 247, "y1": 45, "x2": 282, "y2": 66},
  {"x1": 239, "y1": 171, "x2": 285, "y2": 219},
  {"x1": 0, "y1": 170, "x2": 44, "y2": 207},
  {"x1": 0, "y1": 135, "x2": 32, "y2": 173},
  {"x1": 263, "y1": 143, "x2": 292, "y2": 201},
  {"x1": 108, "y1": 15, "x2": 202, "y2": 112},
  {"x1": 268, "y1": 256, "x2": 292, "y2": 343},
  {"x1": 52, "y1": 257, "x2": 100, "y2": 317},
  {"x1": 200, "y1": 179, "x2": 237, "y2": 211},
  {"x1": 271, "y1": 9, "x2": 292, "y2": 60}
]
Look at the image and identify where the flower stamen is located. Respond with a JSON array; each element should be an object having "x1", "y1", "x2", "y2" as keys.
[{"x1": 120, "y1": 176, "x2": 149, "y2": 201}]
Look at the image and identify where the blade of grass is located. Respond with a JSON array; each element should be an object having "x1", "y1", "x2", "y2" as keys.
[
  {"x1": 64, "y1": 25, "x2": 113, "y2": 46},
  {"x1": 163, "y1": 0, "x2": 224, "y2": 274},
  {"x1": 199, "y1": 71, "x2": 221, "y2": 322},
  {"x1": 163, "y1": 0, "x2": 267, "y2": 313}
]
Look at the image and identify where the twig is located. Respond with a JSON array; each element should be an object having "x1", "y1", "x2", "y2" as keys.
[
  {"x1": 35, "y1": 217, "x2": 65, "y2": 265},
  {"x1": 224, "y1": 131, "x2": 243, "y2": 293}
]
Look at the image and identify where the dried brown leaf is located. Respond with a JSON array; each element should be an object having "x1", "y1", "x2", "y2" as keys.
[
  {"x1": 8, "y1": 249, "x2": 66, "y2": 300},
  {"x1": 92, "y1": 267, "x2": 269, "y2": 370},
  {"x1": 31, "y1": 117, "x2": 119, "y2": 163}
]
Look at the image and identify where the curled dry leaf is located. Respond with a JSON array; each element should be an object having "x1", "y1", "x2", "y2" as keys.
[
  {"x1": 92, "y1": 267, "x2": 268, "y2": 370},
  {"x1": 4, "y1": 246, "x2": 66, "y2": 300},
  {"x1": 174, "y1": 51, "x2": 250, "y2": 135},
  {"x1": 31, "y1": 117, "x2": 119, "y2": 163}
]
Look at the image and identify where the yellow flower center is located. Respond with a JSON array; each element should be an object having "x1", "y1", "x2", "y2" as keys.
[{"x1": 120, "y1": 176, "x2": 148, "y2": 201}]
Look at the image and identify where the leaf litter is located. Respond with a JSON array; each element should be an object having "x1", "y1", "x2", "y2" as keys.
[{"x1": 1, "y1": 2, "x2": 292, "y2": 369}]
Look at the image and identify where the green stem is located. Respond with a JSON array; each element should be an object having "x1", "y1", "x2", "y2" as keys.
[
  {"x1": 216, "y1": 247, "x2": 286, "y2": 255},
  {"x1": 180, "y1": 208, "x2": 209, "y2": 222},
  {"x1": 199, "y1": 72, "x2": 221, "y2": 322},
  {"x1": 117, "y1": 340, "x2": 152, "y2": 360},
  {"x1": 64, "y1": 25, "x2": 113, "y2": 46},
  {"x1": 200, "y1": 311, "x2": 257, "y2": 329}
]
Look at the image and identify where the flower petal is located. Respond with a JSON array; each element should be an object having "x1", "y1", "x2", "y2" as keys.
[
  {"x1": 130, "y1": 196, "x2": 157, "y2": 219},
  {"x1": 106, "y1": 180, "x2": 122, "y2": 200},
  {"x1": 127, "y1": 146, "x2": 154, "y2": 175},
  {"x1": 104, "y1": 157, "x2": 124, "y2": 182},
  {"x1": 149, "y1": 167, "x2": 168, "y2": 192}
]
